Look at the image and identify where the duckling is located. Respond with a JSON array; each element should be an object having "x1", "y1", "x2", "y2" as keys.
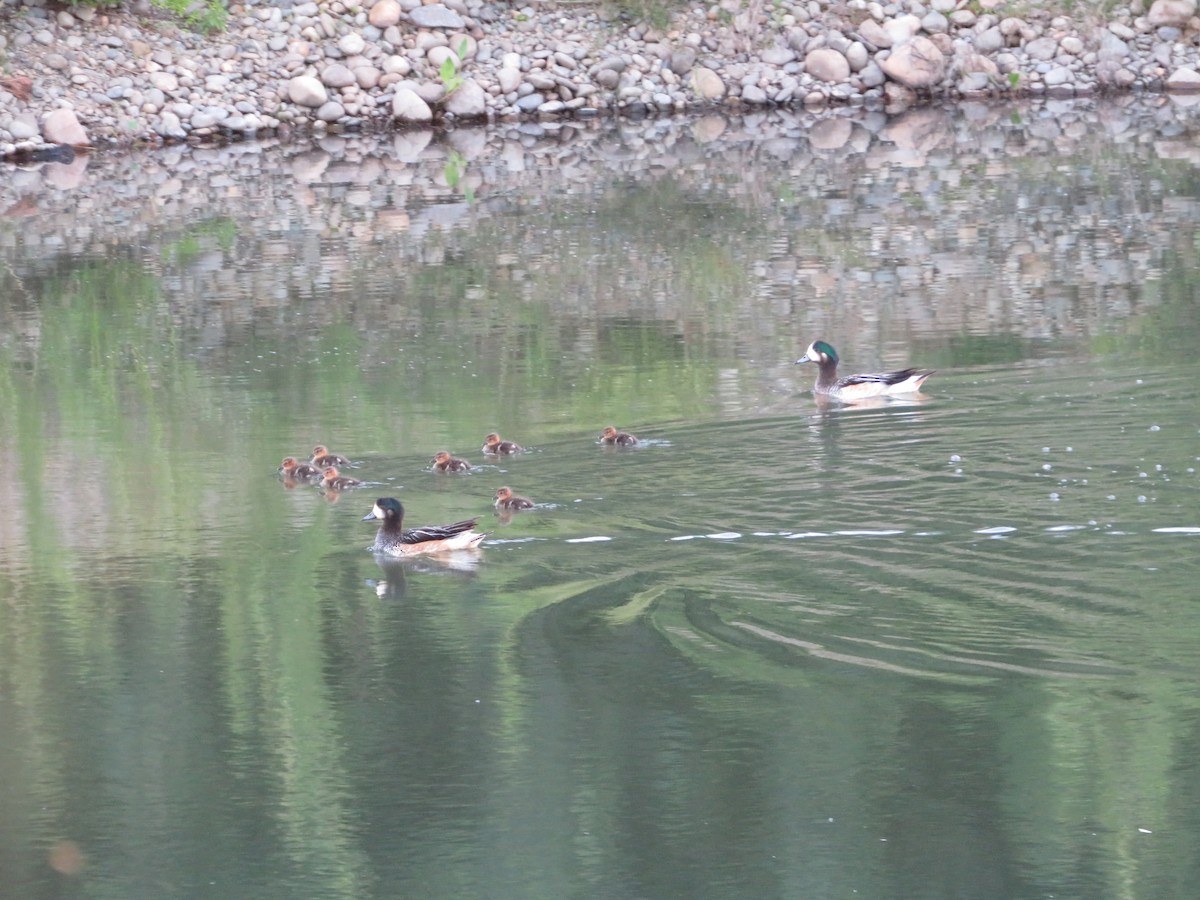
[
  {"x1": 311, "y1": 444, "x2": 352, "y2": 467},
  {"x1": 494, "y1": 486, "x2": 534, "y2": 510},
  {"x1": 432, "y1": 451, "x2": 473, "y2": 473},
  {"x1": 482, "y1": 432, "x2": 524, "y2": 455},
  {"x1": 280, "y1": 456, "x2": 322, "y2": 479},
  {"x1": 796, "y1": 340, "x2": 934, "y2": 401},
  {"x1": 362, "y1": 497, "x2": 486, "y2": 556},
  {"x1": 599, "y1": 425, "x2": 638, "y2": 446},
  {"x1": 321, "y1": 466, "x2": 362, "y2": 491}
]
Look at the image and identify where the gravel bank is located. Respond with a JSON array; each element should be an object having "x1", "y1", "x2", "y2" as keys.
[{"x1": 4, "y1": 0, "x2": 1200, "y2": 158}]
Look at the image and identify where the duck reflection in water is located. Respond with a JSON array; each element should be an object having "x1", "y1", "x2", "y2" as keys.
[{"x1": 368, "y1": 552, "x2": 483, "y2": 598}]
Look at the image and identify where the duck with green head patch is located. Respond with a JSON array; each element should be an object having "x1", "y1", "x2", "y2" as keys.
[
  {"x1": 363, "y1": 497, "x2": 486, "y2": 556},
  {"x1": 796, "y1": 340, "x2": 934, "y2": 401}
]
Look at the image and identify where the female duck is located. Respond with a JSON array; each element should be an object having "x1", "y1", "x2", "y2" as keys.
[
  {"x1": 280, "y1": 456, "x2": 322, "y2": 479},
  {"x1": 311, "y1": 445, "x2": 352, "y2": 467},
  {"x1": 432, "y1": 450, "x2": 473, "y2": 473},
  {"x1": 482, "y1": 432, "x2": 523, "y2": 455},
  {"x1": 494, "y1": 486, "x2": 534, "y2": 510},
  {"x1": 321, "y1": 466, "x2": 362, "y2": 490},
  {"x1": 363, "y1": 497, "x2": 486, "y2": 556},
  {"x1": 599, "y1": 425, "x2": 638, "y2": 446},
  {"x1": 796, "y1": 340, "x2": 934, "y2": 401}
]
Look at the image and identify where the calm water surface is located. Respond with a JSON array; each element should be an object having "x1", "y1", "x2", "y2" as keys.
[{"x1": 2, "y1": 100, "x2": 1200, "y2": 899}]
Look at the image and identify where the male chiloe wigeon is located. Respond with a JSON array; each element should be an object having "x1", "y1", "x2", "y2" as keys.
[
  {"x1": 362, "y1": 497, "x2": 486, "y2": 556},
  {"x1": 796, "y1": 340, "x2": 934, "y2": 401}
]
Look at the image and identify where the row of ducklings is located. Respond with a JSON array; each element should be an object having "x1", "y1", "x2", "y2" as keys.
[{"x1": 279, "y1": 425, "x2": 639, "y2": 521}]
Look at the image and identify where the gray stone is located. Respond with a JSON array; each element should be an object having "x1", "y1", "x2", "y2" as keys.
[
  {"x1": 1044, "y1": 66, "x2": 1073, "y2": 86},
  {"x1": 846, "y1": 42, "x2": 869, "y2": 72},
  {"x1": 806, "y1": 47, "x2": 850, "y2": 83},
  {"x1": 858, "y1": 61, "x2": 886, "y2": 89},
  {"x1": 338, "y1": 33, "x2": 365, "y2": 56},
  {"x1": 287, "y1": 75, "x2": 327, "y2": 107},
  {"x1": 595, "y1": 68, "x2": 620, "y2": 90},
  {"x1": 515, "y1": 92, "x2": 545, "y2": 111},
  {"x1": 884, "y1": 14, "x2": 922, "y2": 47},
  {"x1": 858, "y1": 19, "x2": 891, "y2": 49},
  {"x1": 444, "y1": 78, "x2": 487, "y2": 117},
  {"x1": 9, "y1": 114, "x2": 39, "y2": 140},
  {"x1": 42, "y1": 108, "x2": 88, "y2": 145},
  {"x1": 921, "y1": 11, "x2": 948, "y2": 34},
  {"x1": 761, "y1": 47, "x2": 795, "y2": 66},
  {"x1": 391, "y1": 87, "x2": 432, "y2": 122},
  {"x1": 1147, "y1": 0, "x2": 1196, "y2": 28},
  {"x1": 974, "y1": 27, "x2": 1003, "y2": 53},
  {"x1": 1025, "y1": 37, "x2": 1059, "y2": 61},
  {"x1": 1166, "y1": 66, "x2": 1200, "y2": 89},
  {"x1": 691, "y1": 66, "x2": 725, "y2": 100},
  {"x1": 316, "y1": 101, "x2": 345, "y2": 122},
  {"x1": 741, "y1": 84, "x2": 767, "y2": 103},
  {"x1": 1060, "y1": 36, "x2": 1084, "y2": 56},
  {"x1": 156, "y1": 110, "x2": 187, "y2": 139},
  {"x1": 669, "y1": 47, "x2": 696, "y2": 75},
  {"x1": 369, "y1": 0, "x2": 403, "y2": 28},
  {"x1": 408, "y1": 5, "x2": 465, "y2": 28},
  {"x1": 498, "y1": 67, "x2": 522, "y2": 93},
  {"x1": 880, "y1": 36, "x2": 947, "y2": 89},
  {"x1": 149, "y1": 71, "x2": 178, "y2": 92},
  {"x1": 321, "y1": 64, "x2": 356, "y2": 88}
]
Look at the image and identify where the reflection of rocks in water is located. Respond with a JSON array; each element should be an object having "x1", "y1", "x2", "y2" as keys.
[{"x1": 2, "y1": 100, "x2": 1195, "y2": 377}]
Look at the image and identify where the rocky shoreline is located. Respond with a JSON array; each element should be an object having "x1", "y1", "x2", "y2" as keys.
[{"x1": 3, "y1": 0, "x2": 1200, "y2": 159}]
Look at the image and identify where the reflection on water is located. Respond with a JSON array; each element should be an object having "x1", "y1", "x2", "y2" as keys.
[{"x1": 3, "y1": 99, "x2": 1200, "y2": 898}]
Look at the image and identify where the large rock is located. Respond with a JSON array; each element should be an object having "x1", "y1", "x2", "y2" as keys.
[
  {"x1": 498, "y1": 66, "x2": 522, "y2": 93},
  {"x1": 880, "y1": 36, "x2": 947, "y2": 89},
  {"x1": 149, "y1": 71, "x2": 178, "y2": 93},
  {"x1": 321, "y1": 64, "x2": 356, "y2": 88},
  {"x1": 883, "y1": 14, "x2": 922, "y2": 47},
  {"x1": 1147, "y1": 0, "x2": 1197, "y2": 28},
  {"x1": 1167, "y1": 67, "x2": 1200, "y2": 90},
  {"x1": 408, "y1": 5, "x2": 464, "y2": 28},
  {"x1": 858, "y1": 19, "x2": 892, "y2": 49},
  {"x1": 42, "y1": 108, "x2": 88, "y2": 145},
  {"x1": 369, "y1": 0, "x2": 402, "y2": 28},
  {"x1": 392, "y1": 87, "x2": 432, "y2": 122},
  {"x1": 805, "y1": 47, "x2": 850, "y2": 83},
  {"x1": 287, "y1": 75, "x2": 327, "y2": 107},
  {"x1": 670, "y1": 47, "x2": 696, "y2": 75},
  {"x1": 691, "y1": 66, "x2": 725, "y2": 100},
  {"x1": 444, "y1": 78, "x2": 487, "y2": 117}
]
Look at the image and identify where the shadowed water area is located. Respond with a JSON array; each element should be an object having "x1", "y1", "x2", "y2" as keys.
[{"x1": 2, "y1": 98, "x2": 1199, "y2": 899}]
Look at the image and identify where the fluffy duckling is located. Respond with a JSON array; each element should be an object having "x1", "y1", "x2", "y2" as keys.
[
  {"x1": 321, "y1": 466, "x2": 362, "y2": 491},
  {"x1": 432, "y1": 451, "x2": 473, "y2": 473},
  {"x1": 311, "y1": 444, "x2": 352, "y2": 467},
  {"x1": 494, "y1": 486, "x2": 534, "y2": 510},
  {"x1": 796, "y1": 340, "x2": 934, "y2": 401},
  {"x1": 482, "y1": 432, "x2": 524, "y2": 455},
  {"x1": 280, "y1": 456, "x2": 322, "y2": 479},
  {"x1": 599, "y1": 425, "x2": 638, "y2": 446},
  {"x1": 363, "y1": 497, "x2": 486, "y2": 556}
]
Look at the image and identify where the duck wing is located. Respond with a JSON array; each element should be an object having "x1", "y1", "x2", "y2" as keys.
[
  {"x1": 400, "y1": 519, "x2": 480, "y2": 545},
  {"x1": 839, "y1": 368, "x2": 927, "y2": 387}
]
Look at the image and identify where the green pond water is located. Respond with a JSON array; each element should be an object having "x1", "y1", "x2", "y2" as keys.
[{"x1": 1, "y1": 101, "x2": 1199, "y2": 899}]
